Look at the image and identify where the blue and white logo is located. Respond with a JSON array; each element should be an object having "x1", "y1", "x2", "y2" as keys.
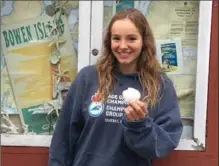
[{"x1": 88, "y1": 102, "x2": 104, "y2": 117}]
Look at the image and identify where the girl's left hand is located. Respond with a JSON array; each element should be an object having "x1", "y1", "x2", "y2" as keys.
[{"x1": 124, "y1": 100, "x2": 147, "y2": 122}]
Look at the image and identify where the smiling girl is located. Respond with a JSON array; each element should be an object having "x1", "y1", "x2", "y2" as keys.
[{"x1": 49, "y1": 8, "x2": 182, "y2": 166}]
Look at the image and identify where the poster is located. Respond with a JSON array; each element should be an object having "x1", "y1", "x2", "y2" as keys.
[
  {"x1": 1, "y1": 15, "x2": 77, "y2": 134},
  {"x1": 113, "y1": 0, "x2": 137, "y2": 14},
  {"x1": 156, "y1": 39, "x2": 183, "y2": 75}
]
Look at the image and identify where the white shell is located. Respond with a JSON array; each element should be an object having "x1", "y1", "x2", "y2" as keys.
[
  {"x1": 50, "y1": 53, "x2": 60, "y2": 64},
  {"x1": 122, "y1": 87, "x2": 141, "y2": 102}
]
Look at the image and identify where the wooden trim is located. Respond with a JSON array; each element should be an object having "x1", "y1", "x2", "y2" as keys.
[
  {"x1": 1, "y1": 147, "x2": 49, "y2": 154},
  {"x1": 205, "y1": 0, "x2": 218, "y2": 156}
]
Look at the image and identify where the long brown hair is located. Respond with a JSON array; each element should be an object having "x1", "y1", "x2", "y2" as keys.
[{"x1": 96, "y1": 8, "x2": 163, "y2": 107}]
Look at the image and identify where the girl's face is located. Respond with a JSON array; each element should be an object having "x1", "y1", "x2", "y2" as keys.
[{"x1": 111, "y1": 18, "x2": 143, "y2": 71}]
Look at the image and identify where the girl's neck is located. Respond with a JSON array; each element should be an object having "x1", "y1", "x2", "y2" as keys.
[{"x1": 118, "y1": 63, "x2": 137, "y2": 74}]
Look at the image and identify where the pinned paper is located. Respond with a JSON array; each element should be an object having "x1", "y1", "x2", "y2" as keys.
[{"x1": 156, "y1": 39, "x2": 183, "y2": 75}]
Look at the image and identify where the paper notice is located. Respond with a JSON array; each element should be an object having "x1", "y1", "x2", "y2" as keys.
[{"x1": 156, "y1": 39, "x2": 183, "y2": 75}]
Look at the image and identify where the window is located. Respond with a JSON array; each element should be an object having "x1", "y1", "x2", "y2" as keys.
[
  {"x1": 90, "y1": 1, "x2": 212, "y2": 150},
  {"x1": 1, "y1": 1, "x2": 91, "y2": 146},
  {"x1": 1, "y1": 1, "x2": 213, "y2": 150}
]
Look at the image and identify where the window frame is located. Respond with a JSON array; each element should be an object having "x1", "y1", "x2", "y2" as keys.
[
  {"x1": 1, "y1": 1, "x2": 213, "y2": 150},
  {"x1": 1, "y1": 1, "x2": 91, "y2": 147},
  {"x1": 89, "y1": 1, "x2": 213, "y2": 151}
]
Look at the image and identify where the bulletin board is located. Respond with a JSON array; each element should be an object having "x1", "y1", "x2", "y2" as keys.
[
  {"x1": 91, "y1": 1, "x2": 213, "y2": 150},
  {"x1": 0, "y1": 1, "x2": 87, "y2": 146}
]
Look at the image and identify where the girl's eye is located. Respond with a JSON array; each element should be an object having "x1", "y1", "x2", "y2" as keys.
[
  {"x1": 112, "y1": 37, "x2": 120, "y2": 41},
  {"x1": 129, "y1": 38, "x2": 136, "y2": 41}
]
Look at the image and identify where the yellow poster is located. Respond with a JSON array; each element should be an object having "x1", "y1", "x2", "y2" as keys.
[{"x1": 1, "y1": 15, "x2": 77, "y2": 133}]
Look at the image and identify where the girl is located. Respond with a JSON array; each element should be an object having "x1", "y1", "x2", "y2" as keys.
[{"x1": 49, "y1": 8, "x2": 182, "y2": 166}]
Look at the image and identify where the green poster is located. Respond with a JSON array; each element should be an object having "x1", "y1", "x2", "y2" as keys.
[
  {"x1": 22, "y1": 104, "x2": 57, "y2": 134},
  {"x1": 116, "y1": 0, "x2": 135, "y2": 13}
]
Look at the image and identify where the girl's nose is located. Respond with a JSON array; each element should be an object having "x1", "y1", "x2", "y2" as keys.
[{"x1": 119, "y1": 40, "x2": 128, "y2": 49}]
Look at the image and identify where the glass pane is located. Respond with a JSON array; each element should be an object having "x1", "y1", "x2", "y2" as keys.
[
  {"x1": 103, "y1": 1, "x2": 200, "y2": 139},
  {"x1": 1, "y1": 1, "x2": 79, "y2": 135}
]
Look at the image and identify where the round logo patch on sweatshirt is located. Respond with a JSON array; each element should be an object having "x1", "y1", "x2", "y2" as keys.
[
  {"x1": 88, "y1": 92, "x2": 104, "y2": 117},
  {"x1": 88, "y1": 102, "x2": 104, "y2": 117}
]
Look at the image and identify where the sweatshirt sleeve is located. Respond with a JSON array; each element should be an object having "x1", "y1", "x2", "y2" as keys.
[
  {"x1": 48, "y1": 69, "x2": 85, "y2": 166},
  {"x1": 122, "y1": 77, "x2": 183, "y2": 159}
]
